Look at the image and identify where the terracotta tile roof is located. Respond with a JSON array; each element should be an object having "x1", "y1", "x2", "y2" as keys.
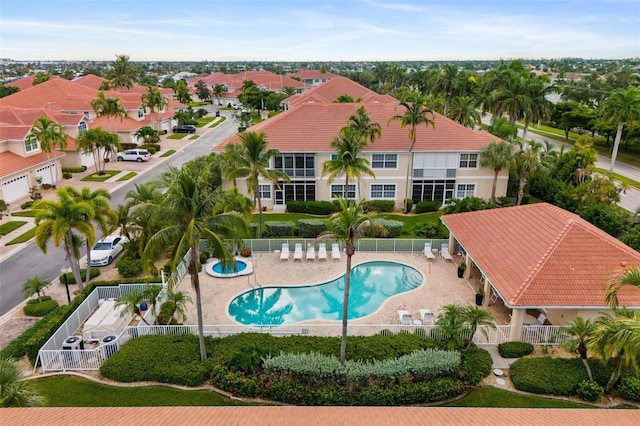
[
  {"x1": 0, "y1": 77, "x2": 98, "y2": 111},
  {"x1": 0, "y1": 150, "x2": 65, "y2": 176},
  {"x1": 284, "y1": 76, "x2": 394, "y2": 108},
  {"x1": 215, "y1": 102, "x2": 500, "y2": 153},
  {"x1": 0, "y1": 106, "x2": 84, "y2": 140},
  {"x1": 6, "y1": 75, "x2": 65, "y2": 91},
  {"x1": 2, "y1": 407, "x2": 637, "y2": 426},
  {"x1": 288, "y1": 68, "x2": 340, "y2": 81},
  {"x1": 441, "y1": 203, "x2": 640, "y2": 308},
  {"x1": 72, "y1": 74, "x2": 107, "y2": 90},
  {"x1": 231, "y1": 70, "x2": 309, "y2": 90}
]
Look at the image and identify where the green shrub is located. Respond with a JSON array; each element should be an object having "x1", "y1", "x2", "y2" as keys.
[
  {"x1": 59, "y1": 268, "x2": 101, "y2": 284},
  {"x1": 363, "y1": 200, "x2": 395, "y2": 213},
  {"x1": 459, "y1": 347, "x2": 493, "y2": 386},
  {"x1": 368, "y1": 219, "x2": 402, "y2": 238},
  {"x1": 248, "y1": 223, "x2": 259, "y2": 238},
  {"x1": 23, "y1": 299, "x2": 59, "y2": 317},
  {"x1": 297, "y1": 219, "x2": 327, "y2": 238},
  {"x1": 20, "y1": 201, "x2": 34, "y2": 210},
  {"x1": 226, "y1": 342, "x2": 270, "y2": 374},
  {"x1": 140, "y1": 143, "x2": 161, "y2": 154},
  {"x1": 618, "y1": 376, "x2": 640, "y2": 401},
  {"x1": 354, "y1": 379, "x2": 467, "y2": 406},
  {"x1": 61, "y1": 166, "x2": 86, "y2": 174},
  {"x1": 210, "y1": 365, "x2": 261, "y2": 398},
  {"x1": 415, "y1": 200, "x2": 441, "y2": 213},
  {"x1": 413, "y1": 221, "x2": 446, "y2": 238},
  {"x1": 498, "y1": 341, "x2": 533, "y2": 358},
  {"x1": 116, "y1": 257, "x2": 143, "y2": 277},
  {"x1": 199, "y1": 251, "x2": 210, "y2": 264},
  {"x1": 0, "y1": 306, "x2": 63, "y2": 360},
  {"x1": 62, "y1": 172, "x2": 73, "y2": 179},
  {"x1": 576, "y1": 380, "x2": 604, "y2": 402},
  {"x1": 404, "y1": 199, "x2": 413, "y2": 213},
  {"x1": 120, "y1": 143, "x2": 138, "y2": 150},
  {"x1": 264, "y1": 221, "x2": 295, "y2": 237},
  {"x1": 286, "y1": 200, "x2": 334, "y2": 215}
]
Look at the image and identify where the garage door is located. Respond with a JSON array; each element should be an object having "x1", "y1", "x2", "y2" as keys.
[
  {"x1": 36, "y1": 163, "x2": 58, "y2": 185},
  {"x1": 81, "y1": 152, "x2": 95, "y2": 168},
  {"x1": 2, "y1": 174, "x2": 30, "y2": 203}
]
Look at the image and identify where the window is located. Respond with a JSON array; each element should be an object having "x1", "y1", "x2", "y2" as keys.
[
  {"x1": 273, "y1": 153, "x2": 315, "y2": 177},
  {"x1": 24, "y1": 135, "x2": 38, "y2": 152},
  {"x1": 78, "y1": 121, "x2": 88, "y2": 135},
  {"x1": 370, "y1": 184, "x2": 396, "y2": 199},
  {"x1": 456, "y1": 184, "x2": 476, "y2": 199},
  {"x1": 258, "y1": 184, "x2": 271, "y2": 199},
  {"x1": 371, "y1": 153, "x2": 397, "y2": 169},
  {"x1": 459, "y1": 153, "x2": 478, "y2": 168},
  {"x1": 278, "y1": 181, "x2": 316, "y2": 202},
  {"x1": 412, "y1": 180, "x2": 455, "y2": 203},
  {"x1": 138, "y1": 108, "x2": 144, "y2": 118},
  {"x1": 331, "y1": 184, "x2": 356, "y2": 199}
]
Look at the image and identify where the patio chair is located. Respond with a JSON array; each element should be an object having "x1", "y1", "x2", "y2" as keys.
[
  {"x1": 293, "y1": 243, "x2": 303, "y2": 261},
  {"x1": 418, "y1": 309, "x2": 435, "y2": 324},
  {"x1": 397, "y1": 310, "x2": 412, "y2": 325},
  {"x1": 306, "y1": 243, "x2": 316, "y2": 261},
  {"x1": 280, "y1": 243, "x2": 290, "y2": 261},
  {"x1": 331, "y1": 243, "x2": 341, "y2": 261},
  {"x1": 317, "y1": 243, "x2": 327, "y2": 260},
  {"x1": 423, "y1": 242, "x2": 436, "y2": 260},
  {"x1": 537, "y1": 313, "x2": 547, "y2": 325},
  {"x1": 440, "y1": 243, "x2": 454, "y2": 262}
]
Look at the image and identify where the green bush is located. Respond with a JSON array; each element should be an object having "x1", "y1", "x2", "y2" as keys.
[
  {"x1": 404, "y1": 199, "x2": 413, "y2": 213},
  {"x1": 61, "y1": 166, "x2": 86, "y2": 174},
  {"x1": 363, "y1": 200, "x2": 395, "y2": 213},
  {"x1": 139, "y1": 143, "x2": 161, "y2": 154},
  {"x1": 210, "y1": 365, "x2": 261, "y2": 398},
  {"x1": 354, "y1": 379, "x2": 467, "y2": 406},
  {"x1": 116, "y1": 257, "x2": 143, "y2": 277},
  {"x1": 0, "y1": 306, "x2": 63, "y2": 360},
  {"x1": 297, "y1": 219, "x2": 327, "y2": 238},
  {"x1": 199, "y1": 251, "x2": 210, "y2": 264},
  {"x1": 458, "y1": 347, "x2": 493, "y2": 385},
  {"x1": 20, "y1": 201, "x2": 34, "y2": 210},
  {"x1": 264, "y1": 221, "x2": 295, "y2": 237},
  {"x1": 226, "y1": 342, "x2": 270, "y2": 375},
  {"x1": 59, "y1": 268, "x2": 101, "y2": 285},
  {"x1": 286, "y1": 200, "x2": 334, "y2": 215},
  {"x1": 248, "y1": 223, "x2": 259, "y2": 238},
  {"x1": 23, "y1": 299, "x2": 59, "y2": 317},
  {"x1": 498, "y1": 341, "x2": 533, "y2": 358},
  {"x1": 618, "y1": 375, "x2": 640, "y2": 401},
  {"x1": 415, "y1": 200, "x2": 441, "y2": 214},
  {"x1": 576, "y1": 379, "x2": 604, "y2": 402},
  {"x1": 120, "y1": 143, "x2": 138, "y2": 150},
  {"x1": 413, "y1": 221, "x2": 446, "y2": 238},
  {"x1": 368, "y1": 219, "x2": 402, "y2": 238},
  {"x1": 62, "y1": 172, "x2": 73, "y2": 179}
]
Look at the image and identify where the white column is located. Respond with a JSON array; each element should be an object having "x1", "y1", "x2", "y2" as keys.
[{"x1": 509, "y1": 309, "x2": 525, "y2": 341}]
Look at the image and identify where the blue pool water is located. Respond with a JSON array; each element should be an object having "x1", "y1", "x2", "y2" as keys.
[
  {"x1": 213, "y1": 260, "x2": 247, "y2": 274},
  {"x1": 228, "y1": 261, "x2": 423, "y2": 326}
]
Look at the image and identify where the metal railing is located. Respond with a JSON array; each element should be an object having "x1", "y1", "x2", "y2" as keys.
[{"x1": 241, "y1": 238, "x2": 449, "y2": 253}]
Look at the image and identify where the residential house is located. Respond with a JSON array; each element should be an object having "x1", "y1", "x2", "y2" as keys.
[
  {"x1": 441, "y1": 203, "x2": 640, "y2": 341},
  {"x1": 287, "y1": 68, "x2": 340, "y2": 86}
]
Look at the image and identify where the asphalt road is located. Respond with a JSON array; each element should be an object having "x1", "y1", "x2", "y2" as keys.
[{"x1": 0, "y1": 110, "x2": 237, "y2": 316}]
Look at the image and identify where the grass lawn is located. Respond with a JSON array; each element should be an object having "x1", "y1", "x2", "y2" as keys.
[
  {"x1": 11, "y1": 210, "x2": 36, "y2": 217},
  {"x1": 443, "y1": 386, "x2": 595, "y2": 408},
  {"x1": 81, "y1": 170, "x2": 120, "y2": 182},
  {"x1": 30, "y1": 376, "x2": 253, "y2": 407},
  {"x1": 0, "y1": 220, "x2": 27, "y2": 236},
  {"x1": 595, "y1": 168, "x2": 640, "y2": 189},
  {"x1": 116, "y1": 172, "x2": 137, "y2": 182},
  {"x1": 167, "y1": 134, "x2": 187, "y2": 140},
  {"x1": 209, "y1": 116, "x2": 226, "y2": 128},
  {"x1": 189, "y1": 135, "x2": 199, "y2": 140},
  {"x1": 160, "y1": 149, "x2": 176, "y2": 157},
  {"x1": 6, "y1": 226, "x2": 35, "y2": 245},
  {"x1": 196, "y1": 117, "x2": 215, "y2": 127}
]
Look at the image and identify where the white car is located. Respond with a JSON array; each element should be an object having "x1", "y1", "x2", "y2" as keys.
[
  {"x1": 116, "y1": 149, "x2": 151, "y2": 162},
  {"x1": 89, "y1": 236, "x2": 126, "y2": 266}
]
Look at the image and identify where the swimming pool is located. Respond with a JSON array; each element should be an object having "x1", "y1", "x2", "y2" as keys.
[
  {"x1": 228, "y1": 261, "x2": 423, "y2": 326},
  {"x1": 206, "y1": 258, "x2": 253, "y2": 278}
]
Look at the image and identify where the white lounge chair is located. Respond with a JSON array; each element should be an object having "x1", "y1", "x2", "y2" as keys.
[
  {"x1": 331, "y1": 243, "x2": 341, "y2": 261},
  {"x1": 280, "y1": 243, "x2": 290, "y2": 261},
  {"x1": 418, "y1": 309, "x2": 435, "y2": 324},
  {"x1": 440, "y1": 243, "x2": 454, "y2": 262},
  {"x1": 293, "y1": 243, "x2": 303, "y2": 261},
  {"x1": 317, "y1": 243, "x2": 327, "y2": 260},
  {"x1": 397, "y1": 310, "x2": 413, "y2": 325},
  {"x1": 306, "y1": 244, "x2": 315, "y2": 261},
  {"x1": 423, "y1": 242, "x2": 436, "y2": 260}
]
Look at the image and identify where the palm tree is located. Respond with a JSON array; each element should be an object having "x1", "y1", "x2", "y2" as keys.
[
  {"x1": 159, "y1": 290, "x2": 192, "y2": 324},
  {"x1": 115, "y1": 288, "x2": 151, "y2": 325},
  {"x1": 388, "y1": 94, "x2": 435, "y2": 212},
  {"x1": 76, "y1": 128, "x2": 121, "y2": 174},
  {"x1": 560, "y1": 317, "x2": 597, "y2": 381},
  {"x1": 29, "y1": 116, "x2": 68, "y2": 185},
  {"x1": 174, "y1": 79, "x2": 192, "y2": 105},
  {"x1": 217, "y1": 143, "x2": 245, "y2": 187},
  {"x1": 91, "y1": 91, "x2": 127, "y2": 133},
  {"x1": 141, "y1": 85, "x2": 168, "y2": 133},
  {"x1": 144, "y1": 162, "x2": 247, "y2": 361},
  {"x1": 605, "y1": 265, "x2": 640, "y2": 308},
  {"x1": 519, "y1": 74, "x2": 552, "y2": 143},
  {"x1": 22, "y1": 276, "x2": 50, "y2": 302},
  {"x1": 0, "y1": 356, "x2": 44, "y2": 407},
  {"x1": 33, "y1": 187, "x2": 95, "y2": 289},
  {"x1": 133, "y1": 126, "x2": 161, "y2": 145},
  {"x1": 447, "y1": 96, "x2": 481, "y2": 129},
  {"x1": 322, "y1": 127, "x2": 375, "y2": 200},
  {"x1": 435, "y1": 304, "x2": 468, "y2": 351},
  {"x1": 321, "y1": 197, "x2": 380, "y2": 364},
  {"x1": 463, "y1": 306, "x2": 496, "y2": 349},
  {"x1": 436, "y1": 64, "x2": 463, "y2": 115},
  {"x1": 212, "y1": 84, "x2": 224, "y2": 105},
  {"x1": 227, "y1": 131, "x2": 289, "y2": 238},
  {"x1": 480, "y1": 141, "x2": 514, "y2": 202},
  {"x1": 512, "y1": 141, "x2": 547, "y2": 205},
  {"x1": 600, "y1": 86, "x2": 640, "y2": 173},
  {"x1": 282, "y1": 86, "x2": 297, "y2": 97},
  {"x1": 345, "y1": 106, "x2": 382, "y2": 144},
  {"x1": 106, "y1": 54, "x2": 135, "y2": 92}
]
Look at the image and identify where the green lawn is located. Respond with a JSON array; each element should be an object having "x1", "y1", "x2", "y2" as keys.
[
  {"x1": 5, "y1": 226, "x2": 35, "y2": 245},
  {"x1": 0, "y1": 221, "x2": 27, "y2": 236},
  {"x1": 160, "y1": 149, "x2": 176, "y2": 157},
  {"x1": 81, "y1": 170, "x2": 120, "y2": 182},
  {"x1": 116, "y1": 172, "x2": 137, "y2": 182},
  {"x1": 443, "y1": 386, "x2": 595, "y2": 408},
  {"x1": 167, "y1": 133, "x2": 187, "y2": 140},
  {"x1": 11, "y1": 210, "x2": 36, "y2": 217},
  {"x1": 30, "y1": 376, "x2": 253, "y2": 407},
  {"x1": 195, "y1": 117, "x2": 215, "y2": 127},
  {"x1": 595, "y1": 168, "x2": 640, "y2": 189}
]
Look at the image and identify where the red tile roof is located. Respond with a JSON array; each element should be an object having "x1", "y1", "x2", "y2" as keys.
[
  {"x1": 0, "y1": 106, "x2": 84, "y2": 140},
  {"x1": 0, "y1": 77, "x2": 98, "y2": 111},
  {"x1": 6, "y1": 75, "x2": 65, "y2": 91},
  {"x1": 284, "y1": 76, "x2": 395, "y2": 108},
  {"x1": 441, "y1": 203, "x2": 640, "y2": 308},
  {"x1": 0, "y1": 150, "x2": 65, "y2": 177},
  {"x1": 72, "y1": 74, "x2": 107, "y2": 90},
  {"x1": 2, "y1": 407, "x2": 637, "y2": 426},
  {"x1": 215, "y1": 102, "x2": 500, "y2": 153},
  {"x1": 288, "y1": 68, "x2": 340, "y2": 81}
]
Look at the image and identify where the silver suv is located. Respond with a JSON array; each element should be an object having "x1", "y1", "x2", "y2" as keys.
[{"x1": 116, "y1": 149, "x2": 151, "y2": 162}]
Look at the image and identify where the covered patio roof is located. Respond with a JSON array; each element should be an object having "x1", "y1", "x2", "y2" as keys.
[{"x1": 441, "y1": 203, "x2": 640, "y2": 309}]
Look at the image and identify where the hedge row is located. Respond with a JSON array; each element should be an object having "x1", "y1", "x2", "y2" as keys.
[
  {"x1": 297, "y1": 219, "x2": 327, "y2": 238},
  {"x1": 59, "y1": 268, "x2": 101, "y2": 285},
  {"x1": 415, "y1": 200, "x2": 442, "y2": 214},
  {"x1": 264, "y1": 221, "x2": 295, "y2": 237},
  {"x1": 23, "y1": 298, "x2": 59, "y2": 317},
  {"x1": 61, "y1": 166, "x2": 87, "y2": 174},
  {"x1": 286, "y1": 200, "x2": 335, "y2": 215},
  {"x1": 498, "y1": 341, "x2": 533, "y2": 358}
]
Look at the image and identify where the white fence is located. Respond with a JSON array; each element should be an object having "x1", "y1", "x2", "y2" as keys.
[{"x1": 241, "y1": 238, "x2": 449, "y2": 254}]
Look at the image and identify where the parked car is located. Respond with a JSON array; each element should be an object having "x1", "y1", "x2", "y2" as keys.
[
  {"x1": 89, "y1": 235, "x2": 126, "y2": 266},
  {"x1": 172, "y1": 124, "x2": 196, "y2": 133},
  {"x1": 116, "y1": 149, "x2": 151, "y2": 162}
]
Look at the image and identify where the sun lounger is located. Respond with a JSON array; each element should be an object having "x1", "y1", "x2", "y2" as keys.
[
  {"x1": 306, "y1": 244, "x2": 315, "y2": 261},
  {"x1": 418, "y1": 309, "x2": 435, "y2": 324},
  {"x1": 280, "y1": 243, "x2": 290, "y2": 261},
  {"x1": 293, "y1": 243, "x2": 303, "y2": 261},
  {"x1": 423, "y1": 242, "x2": 436, "y2": 260},
  {"x1": 397, "y1": 310, "x2": 413, "y2": 325},
  {"x1": 440, "y1": 243, "x2": 454, "y2": 262},
  {"x1": 317, "y1": 243, "x2": 327, "y2": 260},
  {"x1": 331, "y1": 243, "x2": 341, "y2": 261}
]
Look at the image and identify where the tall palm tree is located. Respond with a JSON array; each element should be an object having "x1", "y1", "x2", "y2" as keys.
[
  {"x1": 22, "y1": 276, "x2": 50, "y2": 302},
  {"x1": 345, "y1": 106, "x2": 382, "y2": 144},
  {"x1": 174, "y1": 80, "x2": 192, "y2": 105},
  {"x1": 512, "y1": 140, "x2": 547, "y2": 205},
  {"x1": 436, "y1": 64, "x2": 463, "y2": 115},
  {"x1": 33, "y1": 187, "x2": 95, "y2": 289},
  {"x1": 321, "y1": 197, "x2": 380, "y2": 364},
  {"x1": 144, "y1": 162, "x2": 247, "y2": 361},
  {"x1": 227, "y1": 131, "x2": 289, "y2": 238},
  {"x1": 462, "y1": 306, "x2": 496, "y2": 349},
  {"x1": 605, "y1": 266, "x2": 640, "y2": 308},
  {"x1": 141, "y1": 85, "x2": 168, "y2": 133},
  {"x1": 600, "y1": 86, "x2": 640, "y2": 173},
  {"x1": 29, "y1": 116, "x2": 68, "y2": 185},
  {"x1": 480, "y1": 141, "x2": 514, "y2": 202},
  {"x1": 212, "y1": 84, "x2": 224, "y2": 105},
  {"x1": 446, "y1": 96, "x2": 481, "y2": 129},
  {"x1": 519, "y1": 74, "x2": 552, "y2": 143},
  {"x1": 322, "y1": 127, "x2": 375, "y2": 200},
  {"x1": 91, "y1": 91, "x2": 127, "y2": 133},
  {"x1": 76, "y1": 128, "x2": 121, "y2": 174},
  {"x1": 388, "y1": 94, "x2": 435, "y2": 212},
  {"x1": 106, "y1": 54, "x2": 135, "y2": 92},
  {"x1": 560, "y1": 317, "x2": 597, "y2": 381},
  {"x1": 0, "y1": 356, "x2": 44, "y2": 407}
]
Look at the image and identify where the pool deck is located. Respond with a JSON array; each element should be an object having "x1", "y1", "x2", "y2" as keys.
[{"x1": 176, "y1": 251, "x2": 479, "y2": 327}]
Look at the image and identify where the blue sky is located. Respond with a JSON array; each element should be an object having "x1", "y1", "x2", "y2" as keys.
[{"x1": 1, "y1": 0, "x2": 639, "y2": 61}]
